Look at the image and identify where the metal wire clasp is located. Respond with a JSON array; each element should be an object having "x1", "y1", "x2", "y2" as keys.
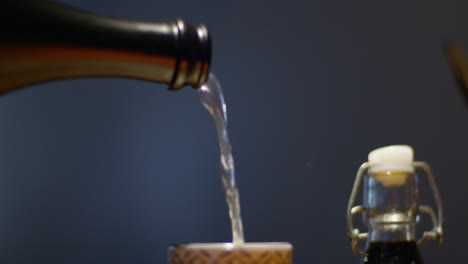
[{"x1": 346, "y1": 161, "x2": 444, "y2": 257}]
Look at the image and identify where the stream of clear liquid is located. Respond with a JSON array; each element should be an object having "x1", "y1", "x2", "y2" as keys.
[{"x1": 198, "y1": 74, "x2": 245, "y2": 244}]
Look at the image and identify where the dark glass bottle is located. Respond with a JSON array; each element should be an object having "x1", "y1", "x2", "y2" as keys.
[
  {"x1": 347, "y1": 145, "x2": 443, "y2": 264},
  {"x1": 0, "y1": 0, "x2": 211, "y2": 94}
]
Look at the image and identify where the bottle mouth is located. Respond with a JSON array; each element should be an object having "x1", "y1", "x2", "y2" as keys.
[
  {"x1": 170, "y1": 20, "x2": 212, "y2": 90},
  {"x1": 194, "y1": 24, "x2": 211, "y2": 86},
  {"x1": 369, "y1": 169, "x2": 414, "y2": 187}
]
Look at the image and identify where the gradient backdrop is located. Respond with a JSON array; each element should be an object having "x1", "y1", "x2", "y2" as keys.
[{"x1": 0, "y1": 0, "x2": 467, "y2": 263}]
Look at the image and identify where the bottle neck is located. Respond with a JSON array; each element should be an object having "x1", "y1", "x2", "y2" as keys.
[{"x1": 364, "y1": 170, "x2": 419, "y2": 243}]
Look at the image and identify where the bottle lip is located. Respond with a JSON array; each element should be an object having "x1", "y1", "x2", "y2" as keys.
[
  {"x1": 194, "y1": 23, "x2": 211, "y2": 87},
  {"x1": 368, "y1": 165, "x2": 415, "y2": 187},
  {"x1": 368, "y1": 164, "x2": 415, "y2": 173},
  {"x1": 169, "y1": 19, "x2": 212, "y2": 90}
]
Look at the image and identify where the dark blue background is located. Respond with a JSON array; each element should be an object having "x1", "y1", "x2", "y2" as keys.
[{"x1": 0, "y1": 0, "x2": 467, "y2": 263}]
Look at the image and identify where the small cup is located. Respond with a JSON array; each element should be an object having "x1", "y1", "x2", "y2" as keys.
[{"x1": 169, "y1": 242, "x2": 293, "y2": 264}]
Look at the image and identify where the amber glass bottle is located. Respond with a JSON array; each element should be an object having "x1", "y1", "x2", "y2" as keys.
[{"x1": 0, "y1": 0, "x2": 211, "y2": 93}]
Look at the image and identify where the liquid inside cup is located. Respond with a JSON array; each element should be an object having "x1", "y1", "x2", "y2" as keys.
[{"x1": 169, "y1": 242, "x2": 293, "y2": 264}]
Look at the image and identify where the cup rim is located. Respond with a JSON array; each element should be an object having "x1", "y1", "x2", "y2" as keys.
[{"x1": 170, "y1": 242, "x2": 292, "y2": 251}]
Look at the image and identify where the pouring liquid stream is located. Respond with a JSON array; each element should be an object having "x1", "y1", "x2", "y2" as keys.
[{"x1": 198, "y1": 74, "x2": 245, "y2": 245}]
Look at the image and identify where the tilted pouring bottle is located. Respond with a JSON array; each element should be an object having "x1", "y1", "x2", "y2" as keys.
[
  {"x1": 347, "y1": 145, "x2": 443, "y2": 264},
  {"x1": 0, "y1": 0, "x2": 211, "y2": 93}
]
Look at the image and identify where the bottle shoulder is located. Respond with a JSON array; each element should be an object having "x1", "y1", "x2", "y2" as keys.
[{"x1": 361, "y1": 241, "x2": 423, "y2": 264}]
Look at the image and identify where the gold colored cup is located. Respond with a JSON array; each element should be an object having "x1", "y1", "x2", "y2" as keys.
[{"x1": 169, "y1": 242, "x2": 293, "y2": 264}]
